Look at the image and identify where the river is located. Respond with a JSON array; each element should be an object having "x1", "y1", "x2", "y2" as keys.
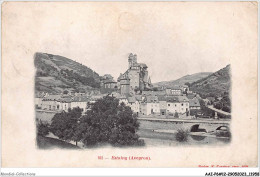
[
  {"x1": 137, "y1": 120, "x2": 231, "y2": 147},
  {"x1": 36, "y1": 111, "x2": 231, "y2": 147}
]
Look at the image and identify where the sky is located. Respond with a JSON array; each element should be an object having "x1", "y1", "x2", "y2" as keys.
[{"x1": 27, "y1": 2, "x2": 257, "y2": 83}]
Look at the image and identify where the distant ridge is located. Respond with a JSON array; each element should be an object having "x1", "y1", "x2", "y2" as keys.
[{"x1": 153, "y1": 72, "x2": 212, "y2": 88}]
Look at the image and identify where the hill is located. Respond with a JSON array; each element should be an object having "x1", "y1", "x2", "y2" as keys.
[
  {"x1": 34, "y1": 52, "x2": 101, "y2": 94},
  {"x1": 189, "y1": 65, "x2": 231, "y2": 98},
  {"x1": 153, "y1": 72, "x2": 212, "y2": 88}
]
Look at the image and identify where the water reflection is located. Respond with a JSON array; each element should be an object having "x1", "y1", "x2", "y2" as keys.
[{"x1": 190, "y1": 135, "x2": 206, "y2": 141}]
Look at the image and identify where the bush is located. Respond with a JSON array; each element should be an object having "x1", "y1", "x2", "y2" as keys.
[
  {"x1": 152, "y1": 87, "x2": 159, "y2": 91},
  {"x1": 175, "y1": 128, "x2": 189, "y2": 142},
  {"x1": 37, "y1": 120, "x2": 49, "y2": 137},
  {"x1": 190, "y1": 109, "x2": 201, "y2": 116},
  {"x1": 214, "y1": 103, "x2": 222, "y2": 109},
  {"x1": 222, "y1": 106, "x2": 231, "y2": 113}
]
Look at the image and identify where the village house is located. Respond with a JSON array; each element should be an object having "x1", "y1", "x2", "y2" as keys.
[
  {"x1": 141, "y1": 96, "x2": 160, "y2": 115},
  {"x1": 100, "y1": 74, "x2": 118, "y2": 94},
  {"x1": 35, "y1": 92, "x2": 49, "y2": 108},
  {"x1": 127, "y1": 96, "x2": 140, "y2": 115},
  {"x1": 158, "y1": 95, "x2": 167, "y2": 116},
  {"x1": 178, "y1": 95, "x2": 190, "y2": 115},
  {"x1": 189, "y1": 98, "x2": 201, "y2": 110},
  {"x1": 142, "y1": 90, "x2": 166, "y2": 96},
  {"x1": 166, "y1": 96, "x2": 189, "y2": 115},
  {"x1": 56, "y1": 97, "x2": 71, "y2": 112},
  {"x1": 140, "y1": 102, "x2": 147, "y2": 116},
  {"x1": 70, "y1": 96, "x2": 89, "y2": 113},
  {"x1": 187, "y1": 93, "x2": 197, "y2": 100},
  {"x1": 165, "y1": 87, "x2": 182, "y2": 96},
  {"x1": 171, "y1": 86, "x2": 182, "y2": 96},
  {"x1": 41, "y1": 95, "x2": 63, "y2": 111},
  {"x1": 166, "y1": 96, "x2": 179, "y2": 114},
  {"x1": 41, "y1": 94, "x2": 90, "y2": 113},
  {"x1": 147, "y1": 96, "x2": 160, "y2": 115}
]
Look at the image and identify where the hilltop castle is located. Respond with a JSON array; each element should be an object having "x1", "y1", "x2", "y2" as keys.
[
  {"x1": 100, "y1": 53, "x2": 152, "y2": 95},
  {"x1": 118, "y1": 53, "x2": 152, "y2": 95}
]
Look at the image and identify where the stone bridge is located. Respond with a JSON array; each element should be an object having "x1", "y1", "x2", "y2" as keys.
[{"x1": 137, "y1": 117, "x2": 230, "y2": 132}]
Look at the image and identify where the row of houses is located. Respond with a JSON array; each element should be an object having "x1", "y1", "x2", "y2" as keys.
[
  {"x1": 109, "y1": 91, "x2": 201, "y2": 116},
  {"x1": 35, "y1": 94, "x2": 104, "y2": 113},
  {"x1": 35, "y1": 90, "x2": 201, "y2": 116},
  {"x1": 120, "y1": 95, "x2": 198, "y2": 116}
]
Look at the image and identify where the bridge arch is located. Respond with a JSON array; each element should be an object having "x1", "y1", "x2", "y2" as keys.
[
  {"x1": 190, "y1": 124, "x2": 207, "y2": 133},
  {"x1": 216, "y1": 126, "x2": 229, "y2": 131}
]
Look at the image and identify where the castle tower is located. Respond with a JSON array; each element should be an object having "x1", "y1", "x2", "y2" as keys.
[
  {"x1": 133, "y1": 54, "x2": 137, "y2": 65},
  {"x1": 128, "y1": 53, "x2": 134, "y2": 69},
  {"x1": 120, "y1": 75, "x2": 130, "y2": 95}
]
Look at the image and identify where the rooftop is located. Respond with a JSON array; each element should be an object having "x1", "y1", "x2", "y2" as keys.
[
  {"x1": 146, "y1": 95, "x2": 159, "y2": 103},
  {"x1": 189, "y1": 98, "x2": 201, "y2": 107},
  {"x1": 128, "y1": 96, "x2": 136, "y2": 103}
]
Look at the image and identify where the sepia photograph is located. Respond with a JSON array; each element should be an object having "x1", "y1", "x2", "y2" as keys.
[
  {"x1": 34, "y1": 52, "x2": 231, "y2": 149},
  {"x1": 1, "y1": 1, "x2": 258, "y2": 172}
]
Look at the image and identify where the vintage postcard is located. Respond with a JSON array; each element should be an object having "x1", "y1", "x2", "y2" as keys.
[{"x1": 1, "y1": 1, "x2": 258, "y2": 168}]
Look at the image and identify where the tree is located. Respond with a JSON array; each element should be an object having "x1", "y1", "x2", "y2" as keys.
[
  {"x1": 63, "y1": 90, "x2": 69, "y2": 94},
  {"x1": 152, "y1": 87, "x2": 159, "y2": 91},
  {"x1": 199, "y1": 99, "x2": 214, "y2": 117},
  {"x1": 79, "y1": 96, "x2": 143, "y2": 147},
  {"x1": 37, "y1": 120, "x2": 49, "y2": 137},
  {"x1": 50, "y1": 107, "x2": 82, "y2": 146},
  {"x1": 184, "y1": 82, "x2": 191, "y2": 87}
]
